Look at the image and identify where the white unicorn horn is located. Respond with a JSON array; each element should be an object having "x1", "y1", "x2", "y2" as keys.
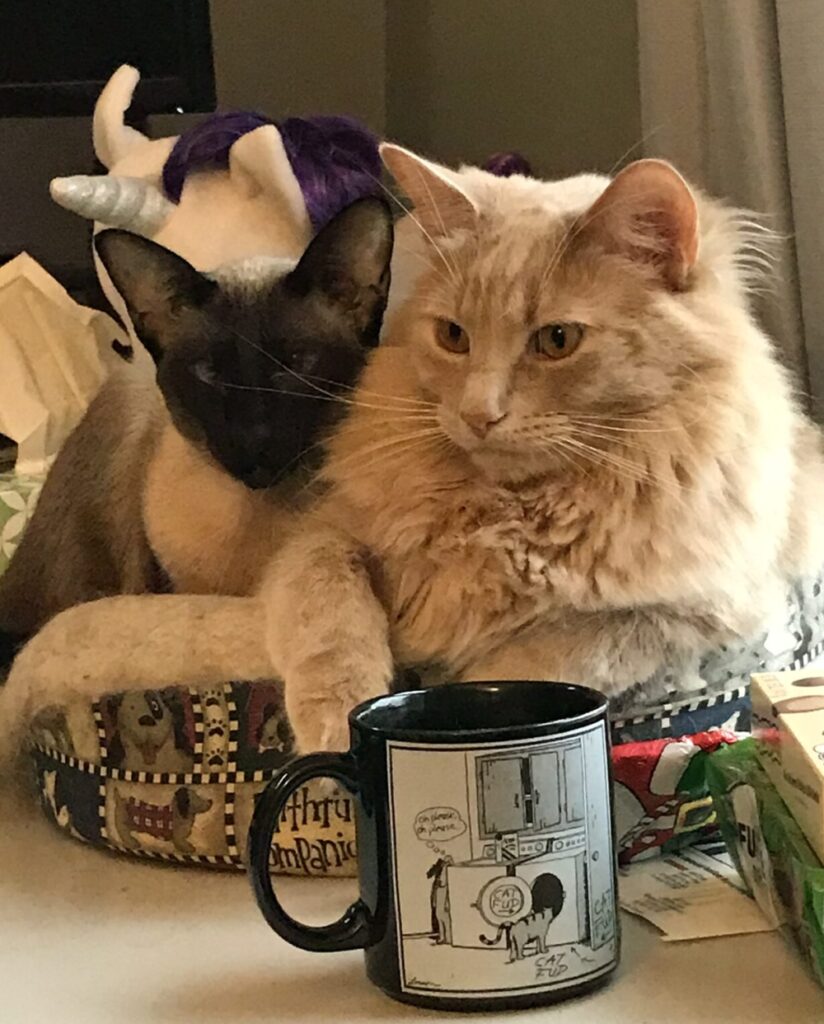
[{"x1": 50, "y1": 175, "x2": 174, "y2": 237}]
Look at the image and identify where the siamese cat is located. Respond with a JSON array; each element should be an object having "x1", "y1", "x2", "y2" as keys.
[{"x1": 0, "y1": 196, "x2": 393, "y2": 668}]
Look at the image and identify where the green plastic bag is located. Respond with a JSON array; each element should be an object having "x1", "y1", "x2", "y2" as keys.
[{"x1": 707, "y1": 738, "x2": 824, "y2": 987}]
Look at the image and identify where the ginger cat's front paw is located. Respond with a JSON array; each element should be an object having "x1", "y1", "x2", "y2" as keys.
[
  {"x1": 288, "y1": 694, "x2": 351, "y2": 754},
  {"x1": 285, "y1": 668, "x2": 392, "y2": 754}
]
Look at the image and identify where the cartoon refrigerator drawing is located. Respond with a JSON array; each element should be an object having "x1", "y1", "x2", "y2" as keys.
[{"x1": 388, "y1": 721, "x2": 617, "y2": 1000}]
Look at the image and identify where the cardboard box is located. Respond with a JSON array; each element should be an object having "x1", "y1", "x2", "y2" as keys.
[{"x1": 751, "y1": 669, "x2": 824, "y2": 862}]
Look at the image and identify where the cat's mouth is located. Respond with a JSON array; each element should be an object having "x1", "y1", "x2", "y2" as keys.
[
  {"x1": 438, "y1": 409, "x2": 575, "y2": 482},
  {"x1": 439, "y1": 408, "x2": 517, "y2": 456}
]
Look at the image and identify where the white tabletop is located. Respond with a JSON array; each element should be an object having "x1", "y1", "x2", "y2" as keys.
[{"x1": 2, "y1": 794, "x2": 822, "y2": 1024}]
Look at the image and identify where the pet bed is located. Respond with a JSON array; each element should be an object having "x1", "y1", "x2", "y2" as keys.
[
  {"x1": 6, "y1": 458, "x2": 823, "y2": 874},
  {"x1": 23, "y1": 565, "x2": 824, "y2": 875}
]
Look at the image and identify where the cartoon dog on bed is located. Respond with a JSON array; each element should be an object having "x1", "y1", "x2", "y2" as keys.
[
  {"x1": 113, "y1": 690, "x2": 194, "y2": 772},
  {"x1": 113, "y1": 785, "x2": 212, "y2": 854}
]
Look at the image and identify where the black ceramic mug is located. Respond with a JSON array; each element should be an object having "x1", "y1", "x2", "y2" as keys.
[{"x1": 248, "y1": 681, "x2": 619, "y2": 1012}]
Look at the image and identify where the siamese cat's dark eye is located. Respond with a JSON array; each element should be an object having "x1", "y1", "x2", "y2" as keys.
[
  {"x1": 281, "y1": 349, "x2": 322, "y2": 377},
  {"x1": 435, "y1": 318, "x2": 469, "y2": 354},
  {"x1": 531, "y1": 322, "x2": 585, "y2": 360}
]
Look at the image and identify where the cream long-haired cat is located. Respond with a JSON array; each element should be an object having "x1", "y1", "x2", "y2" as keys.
[{"x1": 262, "y1": 143, "x2": 824, "y2": 753}]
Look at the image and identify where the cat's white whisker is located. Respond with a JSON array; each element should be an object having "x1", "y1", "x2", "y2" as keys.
[
  {"x1": 209, "y1": 376, "x2": 440, "y2": 421},
  {"x1": 547, "y1": 438, "x2": 594, "y2": 481},
  {"x1": 294, "y1": 429, "x2": 448, "y2": 501},
  {"x1": 554, "y1": 434, "x2": 656, "y2": 485},
  {"x1": 360, "y1": 169, "x2": 462, "y2": 286},
  {"x1": 328, "y1": 429, "x2": 447, "y2": 476},
  {"x1": 559, "y1": 435, "x2": 692, "y2": 503},
  {"x1": 406, "y1": 164, "x2": 465, "y2": 286},
  {"x1": 563, "y1": 415, "x2": 683, "y2": 435},
  {"x1": 394, "y1": 241, "x2": 454, "y2": 289},
  {"x1": 224, "y1": 323, "x2": 355, "y2": 405},
  {"x1": 223, "y1": 315, "x2": 442, "y2": 418},
  {"x1": 560, "y1": 435, "x2": 647, "y2": 477},
  {"x1": 295, "y1": 373, "x2": 439, "y2": 409},
  {"x1": 566, "y1": 425, "x2": 659, "y2": 456}
]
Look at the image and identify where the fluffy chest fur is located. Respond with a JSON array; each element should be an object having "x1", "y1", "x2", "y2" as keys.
[
  {"x1": 371, "y1": 481, "x2": 594, "y2": 666},
  {"x1": 322, "y1": 344, "x2": 817, "y2": 671}
]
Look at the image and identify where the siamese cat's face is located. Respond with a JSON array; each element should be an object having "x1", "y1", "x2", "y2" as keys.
[{"x1": 95, "y1": 197, "x2": 393, "y2": 489}]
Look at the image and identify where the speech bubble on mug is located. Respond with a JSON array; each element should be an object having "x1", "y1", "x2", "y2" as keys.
[{"x1": 414, "y1": 806, "x2": 467, "y2": 843}]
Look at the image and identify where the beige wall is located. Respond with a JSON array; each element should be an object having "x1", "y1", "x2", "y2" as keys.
[
  {"x1": 209, "y1": 0, "x2": 386, "y2": 130},
  {"x1": 386, "y1": 0, "x2": 641, "y2": 177},
  {"x1": 0, "y1": 3, "x2": 640, "y2": 269},
  {"x1": 209, "y1": 0, "x2": 641, "y2": 177}
]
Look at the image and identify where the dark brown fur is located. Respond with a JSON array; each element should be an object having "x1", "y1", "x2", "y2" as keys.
[
  {"x1": 0, "y1": 372, "x2": 162, "y2": 640},
  {"x1": 0, "y1": 198, "x2": 393, "y2": 666}
]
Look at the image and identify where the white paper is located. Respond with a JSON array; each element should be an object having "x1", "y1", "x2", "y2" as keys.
[
  {"x1": 0, "y1": 253, "x2": 127, "y2": 474},
  {"x1": 619, "y1": 848, "x2": 775, "y2": 941}
]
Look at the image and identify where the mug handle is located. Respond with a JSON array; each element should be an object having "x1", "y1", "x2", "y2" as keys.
[{"x1": 248, "y1": 752, "x2": 372, "y2": 952}]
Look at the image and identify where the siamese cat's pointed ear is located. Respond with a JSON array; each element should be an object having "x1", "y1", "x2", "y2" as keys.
[
  {"x1": 579, "y1": 159, "x2": 699, "y2": 291},
  {"x1": 285, "y1": 196, "x2": 393, "y2": 346},
  {"x1": 381, "y1": 143, "x2": 477, "y2": 237},
  {"x1": 94, "y1": 229, "x2": 217, "y2": 362}
]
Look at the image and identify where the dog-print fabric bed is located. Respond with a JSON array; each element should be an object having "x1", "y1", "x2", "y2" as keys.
[
  {"x1": 26, "y1": 676, "x2": 751, "y2": 874},
  {"x1": 18, "y1": 504, "x2": 824, "y2": 874},
  {"x1": 27, "y1": 565, "x2": 824, "y2": 877}
]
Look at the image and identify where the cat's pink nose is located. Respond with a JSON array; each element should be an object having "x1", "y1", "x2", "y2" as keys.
[{"x1": 460, "y1": 408, "x2": 506, "y2": 438}]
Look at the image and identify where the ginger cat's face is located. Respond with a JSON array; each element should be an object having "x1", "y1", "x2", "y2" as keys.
[{"x1": 381, "y1": 145, "x2": 752, "y2": 485}]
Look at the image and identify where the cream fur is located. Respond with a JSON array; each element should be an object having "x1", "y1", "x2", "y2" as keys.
[
  {"x1": 6, "y1": 153, "x2": 823, "y2": 771},
  {"x1": 262, "y1": 150, "x2": 824, "y2": 753},
  {"x1": 0, "y1": 594, "x2": 268, "y2": 779},
  {"x1": 143, "y1": 424, "x2": 302, "y2": 595}
]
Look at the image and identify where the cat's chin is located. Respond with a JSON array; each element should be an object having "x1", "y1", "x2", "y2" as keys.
[
  {"x1": 466, "y1": 445, "x2": 561, "y2": 485},
  {"x1": 439, "y1": 418, "x2": 563, "y2": 484}
]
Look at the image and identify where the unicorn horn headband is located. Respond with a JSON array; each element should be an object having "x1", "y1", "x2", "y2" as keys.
[
  {"x1": 50, "y1": 64, "x2": 175, "y2": 239},
  {"x1": 50, "y1": 175, "x2": 174, "y2": 238}
]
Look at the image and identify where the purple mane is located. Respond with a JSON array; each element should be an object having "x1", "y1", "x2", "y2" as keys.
[
  {"x1": 482, "y1": 151, "x2": 534, "y2": 178},
  {"x1": 161, "y1": 111, "x2": 382, "y2": 231}
]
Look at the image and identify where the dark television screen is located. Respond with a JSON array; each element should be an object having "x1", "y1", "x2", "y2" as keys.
[{"x1": 0, "y1": 0, "x2": 215, "y2": 117}]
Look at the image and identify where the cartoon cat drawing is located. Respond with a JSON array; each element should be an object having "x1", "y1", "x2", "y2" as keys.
[
  {"x1": 480, "y1": 872, "x2": 565, "y2": 962},
  {"x1": 480, "y1": 907, "x2": 557, "y2": 962}
]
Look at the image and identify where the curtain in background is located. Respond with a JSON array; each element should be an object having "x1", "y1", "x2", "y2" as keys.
[{"x1": 637, "y1": 0, "x2": 824, "y2": 414}]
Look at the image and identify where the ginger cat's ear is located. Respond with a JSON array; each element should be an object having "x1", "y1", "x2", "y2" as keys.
[
  {"x1": 381, "y1": 143, "x2": 477, "y2": 237},
  {"x1": 580, "y1": 159, "x2": 699, "y2": 290}
]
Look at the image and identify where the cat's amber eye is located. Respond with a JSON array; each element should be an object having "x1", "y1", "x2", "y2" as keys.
[
  {"x1": 434, "y1": 318, "x2": 470, "y2": 354},
  {"x1": 530, "y1": 322, "x2": 585, "y2": 360}
]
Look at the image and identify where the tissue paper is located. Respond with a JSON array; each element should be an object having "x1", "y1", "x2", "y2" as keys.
[{"x1": 0, "y1": 253, "x2": 126, "y2": 475}]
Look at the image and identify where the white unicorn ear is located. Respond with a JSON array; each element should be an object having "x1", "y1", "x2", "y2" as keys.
[
  {"x1": 92, "y1": 64, "x2": 149, "y2": 169},
  {"x1": 228, "y1": 124, "x2": 312, "y2": 244},
  {"x1": 381, "y1": 142, "x2": 477, "y2": 237},
  {"x1": 50, "y1": 175, "x2": 174, "y2": 238}
]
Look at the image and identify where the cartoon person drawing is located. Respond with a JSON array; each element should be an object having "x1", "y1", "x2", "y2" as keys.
[{"x1": 427, "y1": 856, "x2": 453, "y2": 945}]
